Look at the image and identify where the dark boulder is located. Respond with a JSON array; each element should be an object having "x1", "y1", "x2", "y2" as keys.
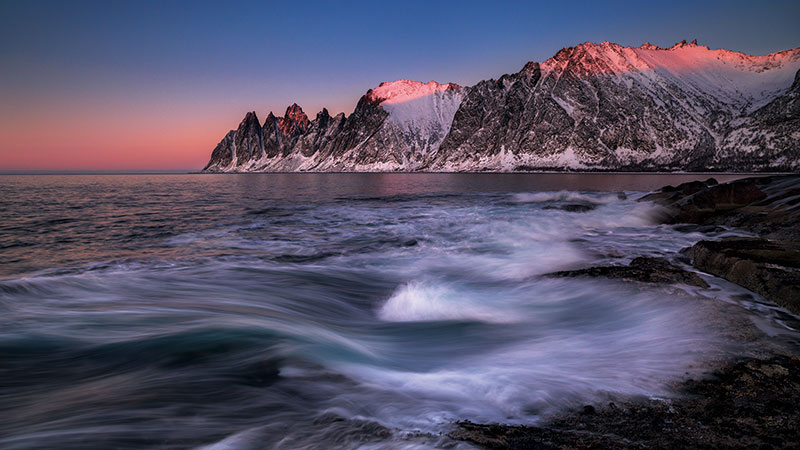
[
  {"x1": 683, "y1": 238, "x2": 800, "y2": 314},
  {"x1": 641, "y1": 175, "x2": 800, "y2": 241},
  {"x1": 542, "y1": 203, "x2": 596, "y2": 213}
]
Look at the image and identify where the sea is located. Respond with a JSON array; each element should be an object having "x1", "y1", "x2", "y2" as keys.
[{"x1": 1, "y1": 173, "x2": 798, "y2": 449}]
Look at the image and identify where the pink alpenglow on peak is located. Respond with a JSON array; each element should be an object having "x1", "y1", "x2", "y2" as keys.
[
  {"x1": 639, "y1": 42, "x2": 663, "y2": 50},
  {"x1": 368, "y1": 80, "x2": 463, "y2": 105},
  {"x1": 280, "y1": 103, "x2": 311, "y2": 135},
  {"x1": 535, "y1": 40, "x2": 800, "y2": 110}
]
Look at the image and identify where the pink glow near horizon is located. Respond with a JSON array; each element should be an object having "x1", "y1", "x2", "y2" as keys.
[
  {"x1": 0, "y1": 111, "x2": 233, "y2": 171},
  {"x1": 0, "y1": 98, "x2": 357, "y2": 172}
]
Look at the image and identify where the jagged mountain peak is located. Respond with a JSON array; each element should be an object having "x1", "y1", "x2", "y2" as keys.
[
  {"x1": 284, "y1": 103, "x2": 305, "y2": 116},
  {"x1": 639, "y1": 42, "x2": 663, "y2": 50},
  {"x1": 283, "y1": 103, "x2": 310, "y2": 132},
  {"x1": 549, "y1": 39, "x2": 800, "y2": 62},
  {"x1": 240, "y1": 111, "x2": 260, "y2": 127},
  {"x1": 669, "y1": 39, "x2": 703, "y2": 49}
]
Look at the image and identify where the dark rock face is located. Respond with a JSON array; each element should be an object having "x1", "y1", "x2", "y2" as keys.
[
  {"x1": 233, "y1": 111, "x2": 264, "y2": 166},
  {"x1": 683, "y1": 238, "x2": 800, "y2": 314},
  {"x1": 641, "y1": 175, "x2": 800, "y2": 241},
  {"x1": 643, "y1": 177, "x2": 768, "y2": 225},
  {"x1": 323, "y1": 93, "x2": 390, "y2": 167},
  {"x1": 263, "y1": 112, "x2": 284, "y2": 158},
  {"x1": 203, "y1": 130, "x2": 235, "y2": 170},
  {"x1": 281, "y1": 103, "x2": 310, "y2": 136},
  {"x1": 642, "y1": 175, "x2": 800, "y2": 313},
  {"x1": 547, "y1": 257, "x2": 709, "y2": 288},
  {"x1": 452, "y1": 355, "x2": 800, "y2": 450},
  {"x1": 542, "y1": 203, "x2": 596, "y2": 213},
  {"x1": 718, "y1": 68, "x2": 800, "y2": 169},
  {"x1": 203, "y1": 41, "x2": 800, "y2": 172},
  {"x1": 427, "y1": 63, "x2": 543, "y2": 169}
]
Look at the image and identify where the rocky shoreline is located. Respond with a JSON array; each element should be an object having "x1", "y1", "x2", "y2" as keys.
[
  {"x1": 452, "y1": 355, "x2": 800, "y2": 449},
  {"x1": 643, "y1": 175, "x2": 800, "y2": 315},
  {"x1": 452, "y1": 175, "x2": 800, "y2": 449}
]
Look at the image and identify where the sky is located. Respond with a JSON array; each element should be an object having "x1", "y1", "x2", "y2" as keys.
[{"x1": 1, "y1": 0, "x2": 798, "y2": 172}]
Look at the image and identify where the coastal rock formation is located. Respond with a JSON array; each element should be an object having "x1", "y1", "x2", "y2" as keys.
[
  {"x1": 683, "y1": 238, "x2": 800, "y2": 313},
  {"x1": 642, "y1": 174, "x2": 800, "y2": 313},
  {"x1": 204, "y1": 40, "x2": 800, "y2": 172},
  {"x1": 641, "y1": 175, "x2": 800, "y2": 240}
]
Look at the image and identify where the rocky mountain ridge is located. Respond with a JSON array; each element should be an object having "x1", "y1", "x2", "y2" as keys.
[{"x1": 204, "y1": 40, "x2": 800, "y2": 172}]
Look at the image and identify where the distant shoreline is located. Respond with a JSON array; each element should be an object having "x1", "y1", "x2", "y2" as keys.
[
  {"x1": 1, "y1": 171, "x2": 794, "y2": 176},
  {"x1": 189, "y1": 170, "x2": 794, "y2": 175}
]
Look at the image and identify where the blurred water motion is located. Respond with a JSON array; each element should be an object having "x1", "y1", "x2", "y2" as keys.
[{"x1": 0, "y1": 173, "x2": 774, "y2": 449}]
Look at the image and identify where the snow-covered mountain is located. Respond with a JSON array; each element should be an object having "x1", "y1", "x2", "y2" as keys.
[
  {"x1": 203, "y1": 40, "x2": 800, "y2": 172},
  {"x1": 204, "y1": 80, "x2": 464, "y2": 172}
]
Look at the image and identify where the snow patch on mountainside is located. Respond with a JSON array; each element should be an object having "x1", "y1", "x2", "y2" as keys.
[
  {"x1": 369, "y1": 80, "x2": 460, "y2": 104},
  {"x1": 632, "y1": 43, "x2": 800, "y2": 111},
  {"x1": 368, "y1": 80, "x2": 465, "y2": 163}
]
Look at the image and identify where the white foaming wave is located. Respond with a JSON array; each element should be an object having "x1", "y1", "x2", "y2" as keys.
[
  {"x1": 377, "y1": 281, "x2": 521, "y2": 323},
  {"x1": 572, "y1": 201, "x2": 662, "y2": 229},
  {"x1": 511, "y1": 191, "x2": 622, "y2": 204},
  {"x1": 508, "y1": 191, "x2": 664, "y2": 229},
  {"x1": 436, "y1": 239, "x2": 587, "y2": 281}
]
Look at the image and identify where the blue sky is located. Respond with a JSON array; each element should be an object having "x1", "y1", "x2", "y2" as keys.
[{"x1": 1, "y1": 0, "x2": 798, "y2": 170}]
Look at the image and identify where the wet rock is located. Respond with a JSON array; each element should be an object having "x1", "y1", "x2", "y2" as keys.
[
  {"x1": 683, "y1": 238, "x2": 800, "y2": 314},
  {"x1": 642, "y1": 177, "x2": 768, "y2": 224},
  {"x1": 547, "y1": 257, "x2": 709, "y2": 288},
  {"x1": 642, "y1": 175, "x2": 800, "y2": 312},
  {"x1": 672, "y1": 224, "x2": 727, "y2": 233},
  {"x1": 641, "y1": 175, "x2": 800, "y2": 241},
  {"x1": 542, "y1": 203, "x2": 596, "y2": 213},
  {"x1": 452, "y1": 355, "x2": 800, "y2": 450}
]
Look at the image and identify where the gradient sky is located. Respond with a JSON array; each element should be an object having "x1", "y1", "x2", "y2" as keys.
[{"x1": 1, "y1": 0, "x2": 798, "y2": 172}]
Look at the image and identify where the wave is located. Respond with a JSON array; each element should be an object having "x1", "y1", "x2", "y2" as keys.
[
  {"x1": 511, "y1": 191, "x2": 624, "y2": 204},
  {"x1": 378, "y1": 281, "x2": 521, "y2": 323}
]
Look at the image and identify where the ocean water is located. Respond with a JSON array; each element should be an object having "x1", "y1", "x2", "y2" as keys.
[{"x1": 0, "y1": 173, "x2": 796, "y2": 449}]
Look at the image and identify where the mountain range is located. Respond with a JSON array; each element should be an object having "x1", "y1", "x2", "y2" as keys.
[{"x1": 203, "y1": 40, "x2": 800, "y2": 172}]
